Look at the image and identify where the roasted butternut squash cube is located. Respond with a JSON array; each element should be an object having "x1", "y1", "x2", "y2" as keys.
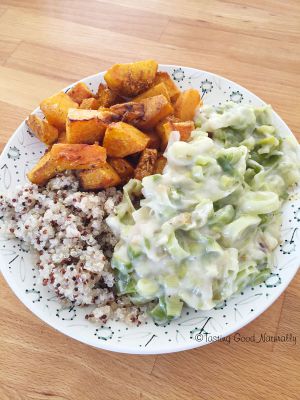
[
  {"x1": 67, "y1": 82, "x2": 94, "y2": 104},
  {"x1": 66, "y1": 108, "x2": 119, "y2": 144},
  {"x1": 97, "y1": 83, "x2": 121, "y2": 107},
  {"x1": 40, "y1": 92, "x2": 78, "y2": 131},
  {"x1": 172, "y1": 121, "x2": 195, "y2": 141},
  {"x1": 80, "y1": 98, "x2": 100, "y2": 110},
  {"x1": 160, "y1": 125, "x2": 174, "y2": 151},
  {"x1": 79, "y1": 162, "x2": 121, "y2": 190},
  {"x1": 134, "y1": 149, "x2": 157, "y2": 180},
  {"x1": 145, "y1": 131, "x2": 161, "y2": 150},
  {"x1": 133, "y1": 82, "x2": 170, "y2": 102},
  {"x1": 154, "y1": 155, "x2": 167, "y2": 174},
  {"x1": 108, "y1": 158, "x2": 134, "y2": 184},
  {"x1": 174, "y1": 89, "x2": 201, "y2": 121},
  {"x1": 135, "y1": 95, "x2": 173, "y2": 130},
  {"x1": 103, "y1": 122, "x2": 149, "y2": 157},
  {"x1": 27, "y1": 144, "x2": 106, "y2": 185},
  {"x1": 104, "y1": 59, "x2": 158, "y2": 97},
  {"x1": 50, "y1": 143, "x2": 106, "y2": 170},
  {"x1": 110, "y1": 102, "x2": 145, "y2": 124},
  {"x1": 26, "y1": 114, "x2": 58, "y2": 145},
  {"x1": 155, "y1": 115, "x2": 180, "y2": 137},
  {"x1": 153, "y1": 72, "x2": 181, "y2": 102},
  {"x1": 27, "y1": 151, "x2": 56, "y2": 185},
  {"x1": 159, "y1": 121, "x2": 195, "y2": 151},
  {"x1": 66, "y1": 109, "x2": 107, "y2": 144}
]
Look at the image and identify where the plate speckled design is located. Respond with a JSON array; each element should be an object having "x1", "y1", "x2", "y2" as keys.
[{"x1": 0, "y1": 65, "x2": 299, "y2": 354}]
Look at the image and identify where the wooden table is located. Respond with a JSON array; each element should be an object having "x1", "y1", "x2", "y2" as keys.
[{"x1": 0, "y1": 1, "x2": 299, "y2": 399}]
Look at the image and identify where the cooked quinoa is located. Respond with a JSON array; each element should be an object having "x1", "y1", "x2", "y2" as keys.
[{"x1": 0, "y1": 172, "x2": 145, "y2": 325}]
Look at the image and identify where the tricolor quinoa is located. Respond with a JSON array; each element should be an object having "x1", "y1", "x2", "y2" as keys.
[{"x1": 0, "y1": 173, "x2": 145, "y2": 325}]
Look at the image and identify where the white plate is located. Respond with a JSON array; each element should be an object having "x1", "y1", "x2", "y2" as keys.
[{"x1": 0, "y1": 65, "x2": 299, "y2": 354}]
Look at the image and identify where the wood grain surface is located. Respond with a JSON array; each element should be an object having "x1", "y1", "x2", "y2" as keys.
[{"x1": 0, "y1": 1, "x2": 299, "y2": 399}]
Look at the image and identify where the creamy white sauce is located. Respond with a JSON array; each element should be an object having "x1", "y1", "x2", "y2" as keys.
[{"x1": 107, "y1": 103, "x2": 300, "y2": 320}]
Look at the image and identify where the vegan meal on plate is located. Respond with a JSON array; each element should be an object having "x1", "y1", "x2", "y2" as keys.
[{"x1": 0, "y1": 60, "x2": 299, "y2": 326}]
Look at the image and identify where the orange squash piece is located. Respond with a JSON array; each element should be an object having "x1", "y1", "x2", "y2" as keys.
[
  {"x1": 79, "y1": 162, "x2": 121, "y2": 190},
  {"x1": 109, "y1": 102, "x2": 145, "y2": 124},
  {"x1": 174, "y1": 89, "x2": 201, "y2": 121},
  {"x1": 80, "y1": 98, "x2": 100, "y2": 110},
  {"x1": 103, "y1": 122, "x2": 149, "y2": 157},
  {"x1": 40, "y1": 92, "x2": 78, "y2": 131},
  {"x1": 134, "y1": 149, "x2": 158, "y2": 180},
  {"x1": 66, "y1": 109, "x2": 107, "y2": 144},
  {"x1": 26, "y1": 114, "x2": 58, "y2": 145},
  {"x1": 135, "y1": 95, "x2": 173, "y2": 130},
  {"x1": 153, "y1": 72, "x2": 181, "y2": 102},
  {"x1": 67, "y1": 82, "x2": 94, "y2": 104},
  {"x1": 104, "y1": 59, "x2": 158, "y2": 97},
  {"x1": 50, "y1": 143, "x2": 106, "y2": 169},
  {"x1": 27, "y1": 144, "x2": 106, "y2": 185},
  {"x1": 97, "y1": 83, "x2": 121, "y2": 107},
  {"x1": 155, "y1": 115, "x2": 181, "y2": 137},
  {"x1": 27, "y1": 152, "x2": 56, "y2": 185},
  {"x1": 108, "y1": 158, "x2": 134, "y2": 185},
  {"x1": 159, "y1": 121, "x2": 195, "y2": 151},
  {"x1": 133, "y1": 82, "x2": 170, "y2": 102}
]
